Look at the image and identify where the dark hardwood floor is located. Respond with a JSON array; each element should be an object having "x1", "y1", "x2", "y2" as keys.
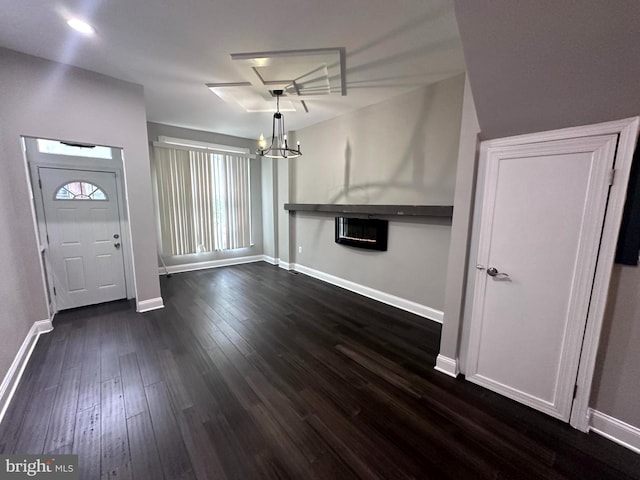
[{"x1": 1, "y1": 263, "x2": 638, "y2": 479}]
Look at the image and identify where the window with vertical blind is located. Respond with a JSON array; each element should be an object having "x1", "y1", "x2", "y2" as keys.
[{"x1": 153, "y1": 143, "x2": 252, "y2": 256}]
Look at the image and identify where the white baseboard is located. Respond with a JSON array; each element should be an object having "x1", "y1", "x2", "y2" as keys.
[
  {"x1": 158, "y1": 254, "x2": 265, "y2": 275},
  {"x1": 278, "y1": 260, "x2": 293, "y2": 271},
  {"x1": 293, "y1": 263, "x2": 443, "y2": 323},
  {"x1": 0, "y1": 319, "x2": 53, "y2": 424},
  {"x1": 589, "y1": 409, "x2": 640, "y2": 454},
  {"x1": 137, "y1": 297, "x2": 165, "y2": 313},
  {"x1": 434, "y1": 354, "x2": 459, "y2": 378},
  {"x1": 262, "y1": 255, "x2": 277, "y2": 265}
]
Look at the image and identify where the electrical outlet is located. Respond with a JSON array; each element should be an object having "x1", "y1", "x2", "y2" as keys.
[{"x1": 298, "y1": 246, "x2": 303, "y2": 253}]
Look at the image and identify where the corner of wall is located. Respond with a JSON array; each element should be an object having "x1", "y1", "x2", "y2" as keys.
[
  {"x1": 434, "y1": 354, "x2": 460, "y2": 378},
  {"x1": 136, "y1": 297, "x2": 164, "y2": 313},
  {"x1": 0, "y1": 319, "x2": 53, "y2": 424},
  {"x1": 438, "y1": 73, "x2": 481, "y2": 365}
]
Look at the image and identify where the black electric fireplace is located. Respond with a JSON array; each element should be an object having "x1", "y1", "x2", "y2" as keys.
[{"x1": 335, "y1": 217, "x2": 388, "y2": 251}]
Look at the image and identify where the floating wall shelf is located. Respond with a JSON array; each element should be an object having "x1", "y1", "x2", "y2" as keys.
[{"x1": 284, "y1": 203, "x2": 453, "y2": 218}]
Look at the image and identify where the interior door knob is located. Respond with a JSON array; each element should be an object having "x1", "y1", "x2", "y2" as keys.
[
  {"x1": 487, "y1": 267, "x2": 509, "y2": 279},
  {"x1": 114, "y1": 242, "x2": 121, "y2": 249}
]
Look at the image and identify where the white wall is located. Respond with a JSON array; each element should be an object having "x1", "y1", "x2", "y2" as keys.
[
  {"x1": 0, "y1": 48, "x2": 161, "y2": 382},
  {"x1": 291, "y1": 74, "x2": 465, "y2": 313},
  {"x1": 147, "y1": 122, "x2": 264, "y2": 267}
]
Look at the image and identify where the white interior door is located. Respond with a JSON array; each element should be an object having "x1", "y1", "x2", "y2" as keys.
[
  {"x1": 39, "y1": 167, "x2": 127, "y2": 310},
  {"x1": 466, "y1": 134, "x2": 618, "y2": 421}
]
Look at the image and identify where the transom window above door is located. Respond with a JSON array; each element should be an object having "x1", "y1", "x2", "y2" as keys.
[
  {"x1": 55, "y1": 181, "x2": 108, "y2": 200},
  {"x1": 37, "y1": 138, "x2": 113, "y2": 159}
]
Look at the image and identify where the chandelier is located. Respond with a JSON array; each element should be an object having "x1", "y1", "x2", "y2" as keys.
[{"x1": 256, "y1": 90, "x2": 301, "y2": 158}]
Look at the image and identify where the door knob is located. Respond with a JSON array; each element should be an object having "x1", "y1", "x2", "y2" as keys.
[
  {"x1": 487, "y1": 267, "x2": 509, "y2": 279},
  {"x1": 114, "y1": 233, "x2": 120, "y2": 239},
  {"x1": 114, "y1": 242, "x2": 121, "y2": 249}
]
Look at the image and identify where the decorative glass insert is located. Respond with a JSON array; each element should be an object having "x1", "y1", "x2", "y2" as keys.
[
  {"x1": 55, "y1": 181, "x2": 107, "y2": 200},
  {"x1": 37, "y1": 138, "x2": 112, "y2": 159}
]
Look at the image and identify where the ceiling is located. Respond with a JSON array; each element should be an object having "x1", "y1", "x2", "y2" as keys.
[{"x1": 0, "y1": 0, "x2": 465, "y2": 140}]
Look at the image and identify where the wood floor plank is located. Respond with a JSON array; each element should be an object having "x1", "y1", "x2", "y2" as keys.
[
  {"x1": 100, "y1": 315, "x2": 122, "y2": 382},
  {"x1": 145, "y1": 381, "x2": 195, "y2": 480},
  {"x1": 36, "y1": 332, "x2": 68, "y2": 391},
  {"x1": 202, "y1": 412, "x2": 261, "y2": 479},
  {"x1": 13, "y1": 386, "x2": 57, "y2": 454},
  {"x1": 43, "y1": 367, "x2": 81, "y2": 453},
  {"x1": 77, "y1": 317, "x2": 102, "y2": 412},
  {"x1": 127, "y1": 412, "x2": 165, "y2": 480},
  {"x1": 214, "y1": 326, "x2": 327, "y2": 463},
  {"x1": 74, "y1": 404, "x2": 101, "y2": 480},
  {"x1": 119, "y1": 353, "x2": 147, "y2": 419},
  {"x1": 158, "y1": 349, "x2": 194, "y2": 412},
  {"x1": 301, "y1": 388, "x2": 423, "y2": 480},
  {"x1": 128, "y1": 316, "x2": 164, "y2": 387},
  {"x1": 176, "y1": 407, "x2": 228, "y2": 480},
  {"x1": 61, "y1": 319, "x2": 87, "y2": 371},
  {"x1": 100, "y1": 377, "x2": 132, "y2": 480}
]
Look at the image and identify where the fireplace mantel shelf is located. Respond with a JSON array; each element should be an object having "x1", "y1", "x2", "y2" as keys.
[{"x1": 284, "y1": 203, "x2": 453, "y2": 217}]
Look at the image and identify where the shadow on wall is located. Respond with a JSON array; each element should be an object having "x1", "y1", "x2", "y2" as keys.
[
  {"x1": 344, "y1": 2, "x2": 462, "y2": 90},
  {"x1": 314, "y1": 2, "x2": 462, "y2": 91},
  {"x1": 298, "y1": 82, "x2": 457, "y2": 257},
  {"x1": 328, "y1": 85, "x2": 454, "y2": 204}
]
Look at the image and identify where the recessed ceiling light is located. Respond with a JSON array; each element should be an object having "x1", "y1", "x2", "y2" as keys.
[{"x1": 67, "y1": 18, "x2": 95, "y2": 35}]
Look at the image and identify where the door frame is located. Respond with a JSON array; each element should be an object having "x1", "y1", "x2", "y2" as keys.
[
  {"x1": 24, "y1": 137, "x2": 135, "y2": 315},
  {"x1": 464, "y1": 117, "x2": 639, "y2": 431}
]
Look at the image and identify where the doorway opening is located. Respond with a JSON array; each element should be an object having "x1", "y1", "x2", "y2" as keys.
[
  {"x1": 24, "y1": 137, "x2": 135, "y2": 317},
  {"x1": 461, "y1": 117, "x2": 639, "y2": 432}
]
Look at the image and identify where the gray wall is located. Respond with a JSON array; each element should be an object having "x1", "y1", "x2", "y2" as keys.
[
  {"x1": 439, "y1": 75, "x2": 480, "y2": 362},
  {"x1": 292, "y1": 74, "x2": 465, "y2": 311},
  {"x1": 454, "y1": 0, "x2": 640, "y2": 140},
  {"x1": 0, "y1": 48, "x2": 161, "y2": 382},
  {"x1": 591, "y1": 265, "x2": 640, "y2": 427},
  {"x1": 453, "y1": 1, "x2": 640, "y2": 427},
  {"x1": 147, "y1": 122, "x2": 263, "y2": 266},
  {"x1": 261, "y1": 158, "x2": 277, "y2": 260}
]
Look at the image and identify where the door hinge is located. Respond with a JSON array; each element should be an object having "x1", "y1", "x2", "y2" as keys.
[
  {"x1": 53, "y1": 286, "x2": 56, "y2": 296},
  {"x1": 38, "y1": 178, "x2": 42, "y2": 189},
  {"x1": 46, "y1": 233, "x2": 50, "y2": 244},
  {"x1": 573, "y1": 384, "x2": 578, "y2": 399},
  {"x1": 608, "y1": 169, "x2": 616, "y2": 186}
]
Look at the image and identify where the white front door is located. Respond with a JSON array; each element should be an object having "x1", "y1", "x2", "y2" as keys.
[
  {"x1": 466, "y1": 134, "x2": 618, "y2": 421},
  {"x1": 39, "y1": 167, "x2": 127, "y2": 310}
]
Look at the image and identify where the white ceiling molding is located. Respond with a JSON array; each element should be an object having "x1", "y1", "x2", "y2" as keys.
[
  {"x1": 206, "y1": 85, "x2": 298, "y2": 113},
  {"x1": 231, "y1": 48, "x2": 346, "y2": 96},
  {"x1": 205, "y1": 48, "x2": 347, "y2": 113}
]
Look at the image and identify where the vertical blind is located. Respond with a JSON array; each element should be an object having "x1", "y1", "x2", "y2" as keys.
[{"x1": 154, "y1": 146, "x2": 251, "y2": 256}]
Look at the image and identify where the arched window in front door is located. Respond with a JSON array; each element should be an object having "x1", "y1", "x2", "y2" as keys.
[{"x1": 54, "y1": 181, "x2": 108, "y2": 200}]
